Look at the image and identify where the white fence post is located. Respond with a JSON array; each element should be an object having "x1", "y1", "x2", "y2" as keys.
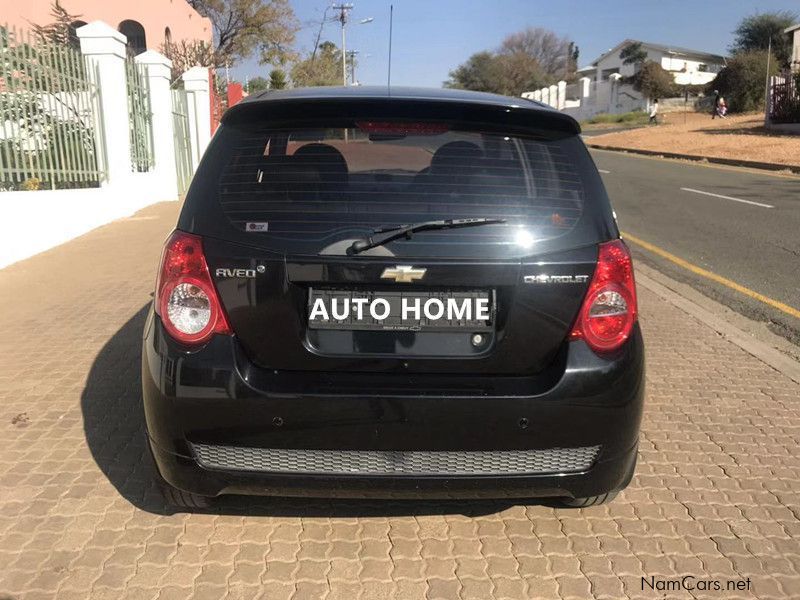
[
  {"x1": 579, "y1": 77, "x2": 591, "y2": 101},
  {"x1": 557, "y1": 81, "x2": 567, "y2": 110},
  {"x1": 182, "y1": 67, "x2": 212, "y2": 169},
  {"x1": 76, "y1": 21, "x2": 130, "y2": 188},
  {"x1": 136, "y1": 51, "x2": 178, "y2": 200},
  {"x1": 541, "y1": 87, "x2": 550, "y2": 106},
  {"x1": 548, "y1": 85, "x2": 558, "y2": 108}
]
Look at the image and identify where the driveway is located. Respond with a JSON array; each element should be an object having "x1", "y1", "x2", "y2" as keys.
[{"x1": 1, "y1": 201, "x2": 798, "y2": 599}]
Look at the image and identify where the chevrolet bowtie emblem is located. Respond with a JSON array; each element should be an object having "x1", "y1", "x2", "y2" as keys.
[{"x1": 381, "y1": 265, "x2": 427, "y2": 283}]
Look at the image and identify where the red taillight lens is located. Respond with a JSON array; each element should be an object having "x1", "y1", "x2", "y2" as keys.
[
  {"x1": 569, "y1": 239, "x2": 637, "y2": 353},
  {"x1": 154, "y1": 231, "x2": 232, "y2": 345}
]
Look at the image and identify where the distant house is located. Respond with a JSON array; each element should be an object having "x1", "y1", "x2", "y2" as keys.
[
  {"x1": 577, "y1": 40, "x2": 726, "y2": 86},
  {"x1": 787, "y1": 23, "x2": 800, "y2": 72}
]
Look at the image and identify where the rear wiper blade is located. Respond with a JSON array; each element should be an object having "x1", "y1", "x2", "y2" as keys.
[{"x1": 346, "y1": 218, "x2": 506, "y2": 255}]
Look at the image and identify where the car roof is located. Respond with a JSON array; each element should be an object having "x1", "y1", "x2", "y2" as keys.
[{"x1": 228, "y1": 86, "x2": 580, "y2": 134}]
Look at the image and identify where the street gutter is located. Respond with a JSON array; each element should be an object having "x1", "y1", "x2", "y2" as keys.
[{"x1": 586, "y1": 143, "x2": 800, "y2": 175}]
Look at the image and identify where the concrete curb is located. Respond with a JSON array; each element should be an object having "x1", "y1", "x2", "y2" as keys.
[
  {"x1": 586, "y1": 143, "x2": 800, "y2": 175},
  {"x1": 636, "y1": 263, "x2": 800, "y2": 386}
]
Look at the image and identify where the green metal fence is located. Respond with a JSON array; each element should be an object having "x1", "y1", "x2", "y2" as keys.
[
  {"x1": 125, "y1": 57, "x2": 154, "y2": 172},
  {"x1": 0, "y1": 24, "x2": 105, "y2": 190},
  {"x1": 171, "y1": 86, "x2": 193, "y2": 195}
]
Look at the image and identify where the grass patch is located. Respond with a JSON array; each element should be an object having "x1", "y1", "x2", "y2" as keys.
[{"x1": 583, "y1": 111, "x2": 649, "y2": 125}]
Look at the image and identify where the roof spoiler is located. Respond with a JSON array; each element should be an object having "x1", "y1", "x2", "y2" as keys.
[{"x1": 222, "y1": 96, "x2": 581, "y2": 136}]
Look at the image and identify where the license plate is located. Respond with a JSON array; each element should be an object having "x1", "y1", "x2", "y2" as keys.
[{"x1": 308, "y1": 289, "x2": 494, "y2": 332}]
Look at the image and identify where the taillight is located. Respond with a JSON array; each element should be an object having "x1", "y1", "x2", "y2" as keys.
[
  {"x1": 154, "y1": 231, "x2": 232, "y2": 345},
  {"x1": 569, "y1": 239, "x2": 637, "y2": 353}
]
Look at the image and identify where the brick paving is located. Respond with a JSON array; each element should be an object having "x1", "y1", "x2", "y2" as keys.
[{"x1": 1, "y1": 200, "x2": 799, "y2": 600}]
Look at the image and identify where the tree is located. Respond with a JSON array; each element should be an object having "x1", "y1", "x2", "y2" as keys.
[
  {"x1": 161, "y1": 39, "x2": 218, "y2": 81},
  {"x1": 631, "y1": 61, "x2": 674, "y2": 100},
  {"x1": 619, "y1": 41, "x2": 648, "y2": 67},
  {"x1": 498, "y1": 28, "x2": 571, "y2": 77},
  {"x1": 29, "y1": 0, "x2": 82, "y2": 48},
  {"x1": 186, "y1": 0, "x2": 299, "y2": 66},
  {"x1": 269, "y1": 68, "x2": 287, "y2": 89},
  {"x1": 290, "y1": 41, "x2": 341, "y2": 87},
  {"x1": 247, "y1": 76, "x2": 270, "y2": 93},
  {"x1": 445, "y1": 27, "x2": 573, "y2": 96},
  {"x1": 566, "y1": 42, "x2": 580, "y2": 81},
  {"x1": 494, "y1": 52, "x2": 550, "y2": 95},
  {"x1": 445, "y1": 51, "x2": 504, "y2": 93},
  {"x1": 708, "y1": 50, "x2": 780, "y2": 112},
  {"x1": 731, "y1": 11, "x2": 797, "y2": 68}
]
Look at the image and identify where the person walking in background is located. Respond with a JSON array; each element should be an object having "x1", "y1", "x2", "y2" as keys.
[
  {"x1": 711, "y1": 90, "x2": 721, "y2": 118},
  {"x1": 718, "y1": 96, "x2": 728, "y2": 118},
  {"x1": 649, "y1": 99, "x2": 659, "y2": 124}
]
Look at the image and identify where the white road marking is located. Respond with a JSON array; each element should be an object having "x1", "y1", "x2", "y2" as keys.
[
  {"x1": 680, "y1": 187, "x2": 774, "y2": 209},
  {"x1": 598, "y1": 169, "x2": 611, "y2": 174}
]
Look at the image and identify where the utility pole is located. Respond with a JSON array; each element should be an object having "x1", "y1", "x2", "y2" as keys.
[
  {"x1": 764, "y1": 36, "x2": 772, "y2": 125},
  {"x1": 347, "y1": 50, "x2": 359, "y2": 85},
  {"x1": 332, "y1": 4, "x2": 353, "y2": 86},
  {"x1": 388, "y1": 5, "x2": 393, "y2": 89}
]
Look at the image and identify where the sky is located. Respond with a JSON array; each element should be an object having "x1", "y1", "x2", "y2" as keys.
[{"x1": 229, "y1": 0, "x2": 797, "y2": 88}]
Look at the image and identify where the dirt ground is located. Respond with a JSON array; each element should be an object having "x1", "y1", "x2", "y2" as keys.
[{"x1": 587, "y1": 112, "x2": 800, "y2": 168}]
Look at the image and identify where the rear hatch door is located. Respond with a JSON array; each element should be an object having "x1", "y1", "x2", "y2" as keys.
[{"x1": 185, "y1": 98, "x2": 615, "y2": 375}]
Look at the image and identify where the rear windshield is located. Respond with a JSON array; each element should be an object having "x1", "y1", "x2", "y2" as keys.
[{"x1": 209, "y1": 118, "x2": 603, "y2": 258}]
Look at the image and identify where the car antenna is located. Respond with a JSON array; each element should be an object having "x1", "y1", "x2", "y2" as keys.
[{"x1": 387, "y1": 4, "x2": 393, "y2": 95}]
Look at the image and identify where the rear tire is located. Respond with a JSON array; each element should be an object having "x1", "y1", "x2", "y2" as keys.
[
  {"x1": 559, "y1": 491, "x2": 618, "y2": 508},
  {"x1": 157, "y1": 479, "x2": 213, "y2": 509},
  {"x1": 148, "y1": 445, "x2": 213, "y2": 509}
]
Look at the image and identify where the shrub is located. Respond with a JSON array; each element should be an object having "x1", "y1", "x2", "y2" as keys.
[
  {"x1": 22, "y1": 177, "x2": 42, "y2": 191},
  {"x1": 707, "y1": 50, "x2": 780, "y2": 112},
  {"x1": 584, "y1": 111, "x2": 648, "y2": 125},
  {"x1": 631, "y1": 61, "x2": 674, "y2": 100}
]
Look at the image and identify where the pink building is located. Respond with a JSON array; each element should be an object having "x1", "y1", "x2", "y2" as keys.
[{"x1": 1, "y1": 0, "x2": 212, "y2": 54}]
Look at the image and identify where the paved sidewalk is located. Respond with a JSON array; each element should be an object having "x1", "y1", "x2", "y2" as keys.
[{"x1": 1, "y1": 201, "x2": 799, "y2": 600}]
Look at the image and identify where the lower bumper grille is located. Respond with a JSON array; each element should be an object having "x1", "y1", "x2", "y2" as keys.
[{"x1": 191, "y1": 443, "x2": 600, "y2": 476}]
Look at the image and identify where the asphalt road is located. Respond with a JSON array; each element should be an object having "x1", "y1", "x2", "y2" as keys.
[{"x1": 590, "y1": 149, "x2": 800, "y2": 343}]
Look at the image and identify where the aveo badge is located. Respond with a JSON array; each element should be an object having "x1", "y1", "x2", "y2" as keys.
[{"x1": 215, "y1": 266, "x2": 265, "y2": 278}]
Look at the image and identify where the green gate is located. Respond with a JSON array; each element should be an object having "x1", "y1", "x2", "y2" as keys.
[
  {"x1": 125, "y1": 57, "x2": 154, "y2": 172},
  {"x1": 0, "y1": 23, "x2": 105, "y2": 190},
  {"x1": 171, "y1": 87, "x2": 193, "y2": 195}
]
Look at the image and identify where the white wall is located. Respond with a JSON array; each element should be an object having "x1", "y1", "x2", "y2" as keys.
[
  {"x1": 525, "y1": 76, "x2": 647, "y2": 121},
  {"x1": 0, "y1": 176, "x2": 166, "y2": 268}
]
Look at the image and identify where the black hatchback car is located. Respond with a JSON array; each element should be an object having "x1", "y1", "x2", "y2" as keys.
[{"x1": 142, "y1": 87, "x2": 644, "y2": 509}]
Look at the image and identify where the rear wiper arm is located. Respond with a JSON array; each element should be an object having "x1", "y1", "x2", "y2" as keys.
[{"x1": 346, "y1": 218, "x2": 506, "y2": 255}]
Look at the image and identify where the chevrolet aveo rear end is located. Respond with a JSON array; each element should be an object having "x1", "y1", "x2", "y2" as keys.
[{"x1": 142, "y1": 87, "x2": 645, "y2": 508}]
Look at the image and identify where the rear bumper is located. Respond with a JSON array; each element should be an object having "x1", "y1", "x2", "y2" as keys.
[{"x1": 142, "y1": 308, "x2": 645, "y2": 499}]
